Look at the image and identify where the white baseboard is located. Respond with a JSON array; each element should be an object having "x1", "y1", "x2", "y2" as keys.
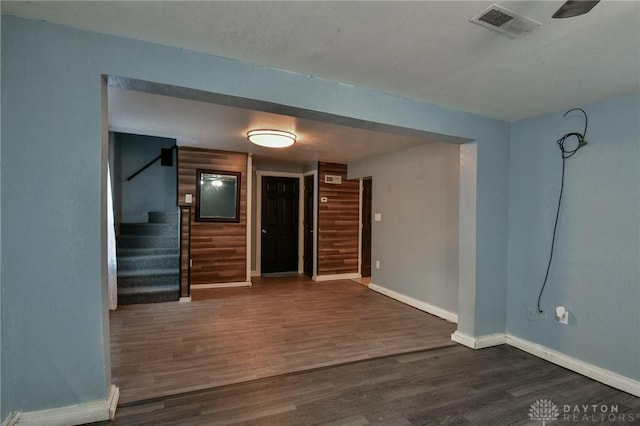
[
  {"x1": 191, "y1": 281, "x2": 252, "y2": 289},
  {"x1": 251, "y1": 270, "x2": 260, "y2": 277},
  {"x1": 16, "y1": 385, "x2": 119, "y2": 426},
  {"x1": 505, "y1": 334, "x2": 640, "y2": 398},
  {"x1": 313, "y1": 273, "x2": 361, "y2": 282},
  {"x1": 450, "y1": 330, "x2": 505, "y2": 349},
  {"x1": 179, "y1": 296, "x2": 191, "y2": 303},
  {"x1": 369, "y1": 283, "x2": 458, "y2": 323},
  {"x1": 2, "y1": 412, "x2": 20, "y2": 426},
  {"x1": 450, "y1": 331, "x2": 640, "y2": 397}
]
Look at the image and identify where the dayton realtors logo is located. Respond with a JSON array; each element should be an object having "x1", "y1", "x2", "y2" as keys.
[
  {"x1": 562, "y1": 403, "x2": 636, "y2": 423},
  {"x1": 529, "y1": 399, "x2": 560, "y2": 425},
  {"x1": 528, "y1": 399, "x2": 638, "y2": 424}
]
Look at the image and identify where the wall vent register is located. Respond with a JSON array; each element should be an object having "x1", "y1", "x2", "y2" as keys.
[
  {"x1": 470, "y1": 4, "x2": 541, "y2": 38},
  {"x1": 324, "y1": 175, "x2": 342, "y2": 184}
]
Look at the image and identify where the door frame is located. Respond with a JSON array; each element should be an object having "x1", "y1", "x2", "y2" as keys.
[
  {"x1": 255, "y1": 171, "x2": 306, "y2": 276},
  {"x1": 304, "y1": 170, "x2": 319, "y2": 279},
  {"x1": 359, "y1": 177, "x2": 372, "y2": 278}
]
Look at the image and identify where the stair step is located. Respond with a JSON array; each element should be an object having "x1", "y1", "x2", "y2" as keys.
[
  {"x1": 117, "y1": 254, "x2": 179, "y2": 271},
  {"x1": 148, "y1": 211, "x2": 178, "y2": 224},
  {"x1": 117, "y1": 247, "x2": 179, "y2": 257},
  {"x1": 117, "y1": 268, "x2": 179, "y2": 278},
  {"x1": 115, "y1": 210, "x2": 181, "y2": 305},
  {"x1": 118, "y1": 285, "x2": 179, "y2": 305},
  {"x1": 120, "y1": 223, "x2": 176, "y2": 236},
  {"x1": 117, "y1": 272, "x2": 179, "y2": 289},
  {"x1": 117, "y1": 235, "x2": 178, "y2": 249}
]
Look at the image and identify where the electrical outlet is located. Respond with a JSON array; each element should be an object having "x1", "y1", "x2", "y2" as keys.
[
  {"x1": 556, "y1": 306, "x2": 569, "y2": 325},
  {"x1": 375, "y1": 260, "x2": 381, "y2": 269}
]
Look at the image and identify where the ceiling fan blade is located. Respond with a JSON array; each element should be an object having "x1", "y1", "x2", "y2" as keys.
[{"x1": 552, "y1": 0, "x2": 600, "y2": 18}]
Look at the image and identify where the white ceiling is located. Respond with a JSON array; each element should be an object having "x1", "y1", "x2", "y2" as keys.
[
  {"x1": 108, "y1": 86, "x2": 446, "y2": 165},
  {"x1": 3, "y1": 1, "x2": 639, "y2": 165}
]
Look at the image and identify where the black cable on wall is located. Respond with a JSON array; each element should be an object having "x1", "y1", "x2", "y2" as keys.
[{"x1": 537, "y1": 108, "x2": 589, "y2": 313}]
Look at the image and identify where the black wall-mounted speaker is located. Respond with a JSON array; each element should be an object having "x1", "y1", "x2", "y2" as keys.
[{"x1": 160, "y1": 148, "x2": 174, "y2": 167}]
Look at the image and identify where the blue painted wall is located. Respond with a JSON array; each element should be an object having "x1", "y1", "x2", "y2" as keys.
[
  {"x1": 1, "y1": 15, "x2": 509, "y2": 417},
  {"x1": 114, "y1": 133, "x2": 177, "y2": 225},
  {"x1": 507, "y1": 93, "x2": 640, "y2": 380}
]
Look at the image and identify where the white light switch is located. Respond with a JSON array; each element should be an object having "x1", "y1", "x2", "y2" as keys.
[
  {"x1": 185, "y1": 194, "x2": 192, "y2": 204},
  {"x1": 374, "y1": 213, "x2": 382, "y2": 222},
  {"x1": 375, "y1": 260, "x2": 381, "y2": 269}
]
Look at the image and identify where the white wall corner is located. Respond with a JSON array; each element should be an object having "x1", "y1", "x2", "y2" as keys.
[
  {"x1": 505, "y1": 335, "x2": 640, "y2": 398},
  {"x1": 450, "y1": 330, "x2": 476, "y2": 348},
  {"x1": 369, "y1": 283, "x2": 458, "y2": 323},
  {"x1": 16, "y1": 385, "x2": 119, "y2": 425},
  {"x1": 451, "y1": 331, "x2": 506, "y2": 349},
  {"x1": 2, "y1": 412, "x2": 21, "y2": 426}
]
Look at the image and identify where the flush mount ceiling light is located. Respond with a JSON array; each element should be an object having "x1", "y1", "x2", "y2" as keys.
[{"x1": 247, "y1": 129, "x2": 296, "y2": 148}]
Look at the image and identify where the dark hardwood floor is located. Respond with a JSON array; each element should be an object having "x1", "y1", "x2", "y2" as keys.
[
  {"x1": 105, "y1": 344, "x2": 640, "y2": 425},
  {"x1": 110, "y1": 276, "x2": 456, "y2": 404}
]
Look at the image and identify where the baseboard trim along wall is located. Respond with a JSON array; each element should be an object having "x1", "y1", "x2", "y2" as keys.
[
  {"x1": 2, "y1": 412, "x2": 20, "y2": 426},
  {"x1": 190, "y1": 281, "x2": 252, "y2": 289},
  {"x1": 314, "y1": 273, "x2": 361, "y2": 282},
  {"x1": 451, "y1": 331, "x2": 640, "y2": 397},
  {"x1": 451, "y1": 330, "x2": 506, "y2": 349},
  {"x1": 11, "y1": 385, "x2": 119, "y2": 426},
  {"x1": 369, "y1": 283, "x2": 458, "y2": 323},
  {"x1": 179, "y1": 296, "x2": 191, "y2": 303}
]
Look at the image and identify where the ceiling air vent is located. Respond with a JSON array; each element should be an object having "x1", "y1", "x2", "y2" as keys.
[{"x1": 470, "y1": 4, "x2": 541, "y2": 38}]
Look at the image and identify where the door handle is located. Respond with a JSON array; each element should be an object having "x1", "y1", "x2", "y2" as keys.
[{"x1": 262, "y1": 229, "x2": 267, "y2": 234}]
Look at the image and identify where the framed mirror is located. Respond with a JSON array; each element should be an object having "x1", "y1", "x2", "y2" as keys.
[{"x1": 195, "y1": 169, "x2": 241, "y2": 222}]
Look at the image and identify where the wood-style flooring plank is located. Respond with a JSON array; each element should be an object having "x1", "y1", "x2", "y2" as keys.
[
  {"x1": 110, "y1": 276, "x2": 456, "y2": 404},
  {"x1": 104, "y1": 345, "x2": 640, "y2": 425}
]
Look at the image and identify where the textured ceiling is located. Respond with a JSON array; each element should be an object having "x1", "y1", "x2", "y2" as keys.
[
  {"x1": 4, "y1": 1, "x2": 639, "y2": 165},
  {"x1": 3, "y1": 1, "x2": 639, "y2": 122}
]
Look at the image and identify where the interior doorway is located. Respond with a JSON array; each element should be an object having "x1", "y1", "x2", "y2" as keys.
[
  {"x1": 261, "y1": 176, "x2": 300, "y2": 274},
  {"x1": 361, "y1": 178, "x2": 372, "y2": 278}
]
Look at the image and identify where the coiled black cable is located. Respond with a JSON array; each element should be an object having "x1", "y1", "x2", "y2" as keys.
[{"x1": 537, "y1": 108, "x2": 588, "y2": 313}]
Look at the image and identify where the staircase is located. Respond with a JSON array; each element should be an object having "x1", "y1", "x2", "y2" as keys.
[{"x1": 117, "y1": 211, "x2": 180, "y2": 305}]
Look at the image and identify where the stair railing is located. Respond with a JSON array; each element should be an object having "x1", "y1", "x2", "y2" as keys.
[
  {"x1": 178, "y1": 205, "x2": 191, "y2": 298},
  {"x1": 127, "y1": 145, "x2": 176, "y2": 181}
]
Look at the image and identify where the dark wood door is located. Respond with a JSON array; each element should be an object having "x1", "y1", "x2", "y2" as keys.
[
  {"x1": 361, "y1": 178, "x2": 372, "y2": 277},
  {"x1": 303, "y1": 174, "x2": 315, "y2": 277},
  {"x1": 262, "y1": 176, "x2": 299, "y2": 274}
]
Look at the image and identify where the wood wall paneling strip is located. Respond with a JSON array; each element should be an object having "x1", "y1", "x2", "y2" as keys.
[
  {"x1": 317, "y1": 162, "x2": 360, "y2": 276},
  {"x1": 178, "y1": 147, "x2": 248, "y2": 285}
]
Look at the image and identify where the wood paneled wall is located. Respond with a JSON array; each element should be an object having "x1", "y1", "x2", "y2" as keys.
[
  {"x1": 317, "y1": 162, "x2": 360, "y2": 276},
  {"x1": 178, "y1": 147, "x2": 247, "y2": 285}
]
